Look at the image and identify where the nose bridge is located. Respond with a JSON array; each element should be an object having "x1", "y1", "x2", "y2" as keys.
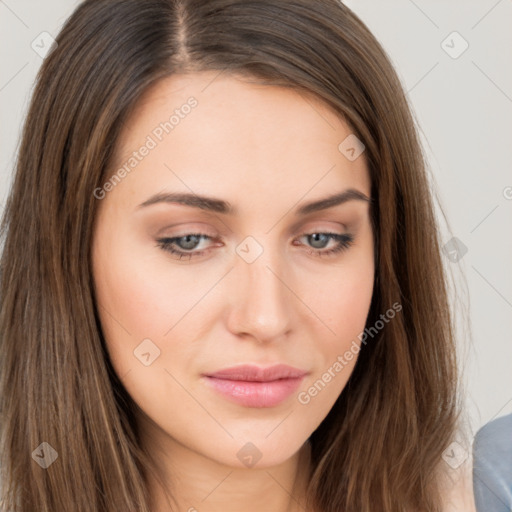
[{"x1": 227, "y1": 235, "x2": 292, "y2": 341}]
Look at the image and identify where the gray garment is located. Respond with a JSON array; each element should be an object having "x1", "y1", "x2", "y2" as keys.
[{"x1": 473, "y1": 414, "x2": 512, "y2": 512}]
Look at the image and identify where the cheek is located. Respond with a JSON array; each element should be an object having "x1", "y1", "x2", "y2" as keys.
[
  {"x1": 296, "y1": 239, "x2": 374, "y2": 405},
  {"x1": 91, "y1": 222, "x2": 171, "y2": 373},
  {"x1": 318, "y1": 274, "x2": 373, "y2": 335},
  {"x1": 91, "y1": 224, "x2": 225, "y2": 386},
  {"x1": 294, "y1": 283, "x2": 373, "y2": 421},
  {"x1": 306, "y1": 246, "x2": 375, "y2": 351},
  {"x1": 92, "y1": 211, "x2": 201, "y2": 337},
  {"x1": 91, "y1": 231, "x2": 206, "y2": 423}
]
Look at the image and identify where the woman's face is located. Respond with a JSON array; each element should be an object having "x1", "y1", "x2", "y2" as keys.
[{"x1": 91, "y1": 71, "x2": 374, "y2": 470}]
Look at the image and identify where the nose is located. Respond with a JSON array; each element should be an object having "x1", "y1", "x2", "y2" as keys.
[{"x1": 225, "y1": 245, "x2": 294, "y2": 344}]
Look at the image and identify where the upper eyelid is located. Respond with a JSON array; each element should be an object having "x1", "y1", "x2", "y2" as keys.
[{"x1": 159, "y1": 221, "x2": 353, "y2": 236}]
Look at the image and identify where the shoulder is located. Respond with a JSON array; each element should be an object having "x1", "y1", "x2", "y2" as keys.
[
  {"x1": 474, "y1": 413, "x2": 512, "y2": 455},
  {"x1": 473, "y1": 414, "x2": 512, "y2": 512}
]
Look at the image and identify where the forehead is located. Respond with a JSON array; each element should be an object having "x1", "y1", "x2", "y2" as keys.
[{"x1": 107, "y1": 71, "x2": 371, "y2": 211}]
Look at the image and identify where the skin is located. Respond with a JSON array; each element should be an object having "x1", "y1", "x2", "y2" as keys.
[{"x1": 91, "y1": 71, "x2": 375, "y2": 512}]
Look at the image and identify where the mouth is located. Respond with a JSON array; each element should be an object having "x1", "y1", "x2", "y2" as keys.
[{"x1": 202, "y1": 364, "x2": 308, "y2": 408}]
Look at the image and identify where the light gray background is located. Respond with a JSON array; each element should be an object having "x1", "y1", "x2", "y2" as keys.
[{"x1": 1, "y1": 0, "x2": 511, "y2": 443}]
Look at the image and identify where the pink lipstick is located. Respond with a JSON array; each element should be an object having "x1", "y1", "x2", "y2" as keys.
[{"x1": 202, "y1": 364, "x2": 308, "y2": 408}]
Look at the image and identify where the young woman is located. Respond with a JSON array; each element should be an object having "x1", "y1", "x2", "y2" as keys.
[{"x1": 0, "y1": 1, "x2": 475, "y2": 511}]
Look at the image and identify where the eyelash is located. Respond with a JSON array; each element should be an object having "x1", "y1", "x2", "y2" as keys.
[{"x1": 155, "y1": 232, "x2": 355, "y2": 261}]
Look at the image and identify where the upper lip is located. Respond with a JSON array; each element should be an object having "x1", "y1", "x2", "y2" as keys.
[{"x1": 204, "y1": 364, "x2": 308, "y2": 382}]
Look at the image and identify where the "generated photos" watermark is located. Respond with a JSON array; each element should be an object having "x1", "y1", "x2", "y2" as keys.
[{"x1": 297, "y1": 301, "x2": 402, "y2": 405}]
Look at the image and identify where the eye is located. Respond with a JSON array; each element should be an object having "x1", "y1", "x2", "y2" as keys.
[
  {"x1": 295, "y1": 232, "x2": 354, "y2": 257},
  {"x1": 156, "y1": 231, "x2": 355, "y2": 261},
  {"x1": 155, "y1": 233, "x2": 215, "y2": 261}
]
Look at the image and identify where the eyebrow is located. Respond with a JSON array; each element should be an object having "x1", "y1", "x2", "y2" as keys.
[{"x1": 136, "y1": 188, "x2": 371, "y2": 215}]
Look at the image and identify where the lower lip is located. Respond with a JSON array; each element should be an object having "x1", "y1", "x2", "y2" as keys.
[{"x1": 203, "y1": 376, "x2": 305, "y2": 408}]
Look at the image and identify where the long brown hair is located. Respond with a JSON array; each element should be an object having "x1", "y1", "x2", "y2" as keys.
[{"x1": 0, "y1": 1, "x2": 460, "y2": 510}]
